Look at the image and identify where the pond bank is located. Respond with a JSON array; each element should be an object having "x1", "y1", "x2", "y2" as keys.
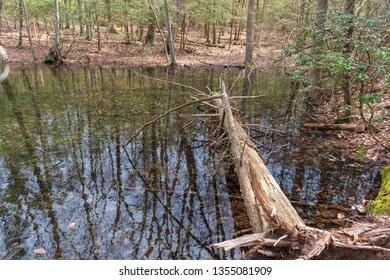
[{"x1": 1, "y1": 29, "x2": 286, "y2": 70}]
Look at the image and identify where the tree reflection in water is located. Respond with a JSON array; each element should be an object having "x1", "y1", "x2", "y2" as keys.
[{"x1": 0, "y1": 66, "x2": 380, "y2": 259}]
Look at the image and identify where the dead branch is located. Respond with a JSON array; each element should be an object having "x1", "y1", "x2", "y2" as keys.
[
  {"x1": 229, "y1": 95, "x2": 265, "y2": 99},
  {"x1": 123, "y1": 94, "x2": 224, "y2": 146},
  {"x1": 129, "y1": 69, "x2": 209, "y2": 97},
  {"x1": 121, "y1": 185, "x2": 243, "y2": 200},
  {"x1": 209, "y1": 80, "x2": 390, "y2": 260}
]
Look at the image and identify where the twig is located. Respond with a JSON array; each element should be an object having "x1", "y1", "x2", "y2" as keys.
[
  {"x1": 123, "y1": 95, "x2": 223, "y2": 146},
  {"x1": 229, "y1": 95, "x2": 265, "y2": 99},
  {"x1": 274, "y1": 234, "x2": 288, "y2": 247},
  {"x1": 228, "y1": 69, "x2": 246, "y2": 93},
  {"x1": 369, "y1": 127, "x2": 390, "y2": 151},
  {"x1": 129, "y1": 69, "x2": 208, "y2": 97},
  {"x1": 121, "y1": 185, "x2": 243, "y2": 200}
]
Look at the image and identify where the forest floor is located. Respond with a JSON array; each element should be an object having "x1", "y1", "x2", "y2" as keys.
[
  {"x1": 1, "y1": 27, "x2": 389, "y2": 167},
  {"x1": 1, "y1": 28, "x2": 286, "y2": 69}
]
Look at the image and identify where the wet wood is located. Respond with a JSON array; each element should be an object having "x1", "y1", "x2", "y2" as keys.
[{"x1": 303, "y1": 122, "x2": 366, "y2": 132}]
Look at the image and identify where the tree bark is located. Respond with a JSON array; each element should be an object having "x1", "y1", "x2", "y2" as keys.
[
  {"x1": 22, "y1": 0, "x2": 36, "y2": 61},
  {"x1": 0, "y1": 0, "x2": 3, "y2": 37},
  {"x1": 105, "y1": 0, "x2": 118, "y2": 34},
  {"x1": 144, "y1": 16, "x2": 156, "y2": 45},
  {"x1": 54, "y1": 0, "x2": 60, "y2": 48},
  {"x1": 64, "y1": 0, "x2": 70, "y2": 29},
  {"x1": 310, "y1": 0, "x2": 328, "y2": 104},
  {"x1": 164, "y1": 0, "x2": 177, "y2": 66},
  {"x1": 342, "y1": 0, "x2": 356, "y2": 122},
  {"x1": 147, "y1": 0, "x2": 169, "y2": 63},
  {"x1": 18, "y1": 0, "x2": 23, "y2": 47},
  {"x1": 214, "y1": 81, "x2": 304, "y2": 232},
  {"x1": 77, "y1": 0, "x2": 84, "y2": 35},
  {"x1": 244, "y1": 0, "x2": 255, "y2": 65}
]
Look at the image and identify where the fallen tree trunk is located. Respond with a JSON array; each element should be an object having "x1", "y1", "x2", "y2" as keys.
[
  {"x1": 211, "y1": 81, "x2": 390, "y2": 259},
  {"x1": 303, "y1": 123, "x2": 365, "y2": 132},
  {"x1": 214, "y1": 81, "x2": 304, "y2": 233}
]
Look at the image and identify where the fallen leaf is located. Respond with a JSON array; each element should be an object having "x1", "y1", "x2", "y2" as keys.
[
  {"x1": 34, "y1": 248, "x2": 47, "y2": 254},
  {"x1": 68, "y1": 222, "x2": 76, "y2": 229},
  {"x1": 337, "y1": 213, "x2": 345, "y2": 219}
]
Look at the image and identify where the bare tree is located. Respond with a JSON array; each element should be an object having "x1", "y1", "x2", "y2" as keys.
[
  {"x1": 0, "y1": 0, "x2": 3, "y2": 37},
  {"x1": 244, "y1": 0, "x2": 255, "y2": 65},
  {"x1": 164, "y1": 0, "x2": 177, "y2": 66},
  {"x1": 77, "y1": 0, "x2": 84, "y2": 35},
  {"x1": 310, "y1": 0, "x2": 329, "y2": 104},
  {"x1": 54, "y1": 0, "x2": 60, "y2": 48},
  {"x1": 18, "y1": 0, "x2": 23, "y2": 47},
  {"x1": 342, "y1": 0, "x2": 356, "y2": 122}
]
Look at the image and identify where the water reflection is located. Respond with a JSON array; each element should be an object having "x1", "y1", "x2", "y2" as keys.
[{"x1": 0, "y1": 66, "x2": 379, "y2": 259}]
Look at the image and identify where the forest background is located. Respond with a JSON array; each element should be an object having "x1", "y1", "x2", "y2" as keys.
[{"x1": 0, "y1": 0, "x2": 389, "y2": 164}]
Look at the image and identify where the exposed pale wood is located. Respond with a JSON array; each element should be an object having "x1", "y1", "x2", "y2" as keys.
[
  {"x1": 212, "y1": 233, "x2": 267, "y2": 251},
  {"x1": 214, "y1": 81, "x2": 304, "y2": 232},
  {"x1": 303, "y1": 122, "x2": 365, "y2": 132}
]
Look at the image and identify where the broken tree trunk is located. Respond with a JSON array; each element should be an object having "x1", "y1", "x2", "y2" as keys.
[
  {"x1": 214, "y1": 81, "x2": 304, "y2": 233},
  {"x1": 211, "y1": 81, "x2": 390, "y2": 259}
]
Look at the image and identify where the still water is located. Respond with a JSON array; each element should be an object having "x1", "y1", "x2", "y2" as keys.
[{"x1": 0, "y1": 66, "x2": 380, "y2": 259}]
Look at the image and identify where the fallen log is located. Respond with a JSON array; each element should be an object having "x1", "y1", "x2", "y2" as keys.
[
  {"x1": 211, "y1": 80, "x2": 390, "y2": 259},
  {"x1": 303, "y1": 123, "x2": 366, "y2": 132},
  {"x1": 205, "y1": 43, "x2": 225, "y2": 48},
  {"x1": 213, "y1": 81, "x2": 304, "y2": 233}
]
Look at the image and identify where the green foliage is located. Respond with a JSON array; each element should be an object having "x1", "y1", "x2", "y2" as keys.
[
  {"x1": 288, "y1": 4, "x2": 389, "y2": 120},
  {"x1": 354, "y1": 142, "x2": 367, "y2": 161},
  {"x1": 367, "y1": 164, "x2": 390, "y2": 216}
]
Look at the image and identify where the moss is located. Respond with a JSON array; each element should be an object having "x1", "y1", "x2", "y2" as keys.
[{"x1": 368, "y1": 164, "x2": 390, "y2": 216}]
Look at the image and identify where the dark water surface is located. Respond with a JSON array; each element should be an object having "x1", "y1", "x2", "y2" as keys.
[{"x1": 0, "y1": 66, "x2": 380, "y2": 259}]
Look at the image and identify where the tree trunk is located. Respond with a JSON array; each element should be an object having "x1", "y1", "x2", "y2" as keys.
[
  {"x1": 22, "y1": 0, "x2": 36, "y2": 61},
  {"x1": 214, "y1": 81, "x2": 304, "y2": 232},
  {"x1": 144, "y1": 17, "x2": 156, "y2": 45},
  {"x1": 105, "y1": 0, "x2": 118, "y2": 34},
  {"x1": 310, "y1": 0, "x2": 328, "y2": 104},
  {"x1": 0, "y1": 0, "x2": 3, "y2": 37},
  {"x1": 174, "y1": 0, "x2": 184, "y2": 45},
  {"x1": 64, "y1": 0, "x2": 70, "y2": 29},
  {"x1": 18, "y1": 0, "x2": 23, "y2": 47},
  {"x1": 124, "y1": 0, "x2": 131, "y2": 43},
  {"x1": 244, "y1": 0, "x2": 255, "y2": 65},
  {"x1": 147, "y1": 0, "x2": 169, "y2": 62},
  {"x1": 164, "y1": 0, "x2": 177, "y2": 66},
  {"x1": 77, "y1": 0, "x2": 84, "y2": 35},
  {"x1": 253, "y1": 0, "x2": 261, "y2": 46},
  {"x1": 211, "y1": 82, "x2": 390, "y2": 260},
  {"x1": 54, "y1": 0, "x2": 60, "y2": 48},
  {"x1": 342, "y1": 0, "x2": 356, "y2": 122},
  {"x1": 95, "y1": 10, "x2": 101, "y2": 51}
]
